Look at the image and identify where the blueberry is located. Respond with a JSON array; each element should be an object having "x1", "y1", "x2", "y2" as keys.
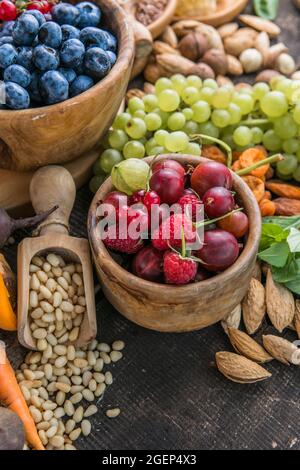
[
  {"x1": 61, "y1": 24, "x2": 80, "y2": 41},
  {"x1": 5, "y1": 82, "x2": 30, "y2": 109},
  {"x1": 58, "y1": 67, "x2": 77, "y2": 84},
  {"x1": 39, "y1": 70, "x2": 69, "y2": 104},
  {"x1": 60, "y1": 38, "x2": 85, "y2": 68},
  {"x1": 28, "y1": 71, "x2": 42, "y2": 103},
  {"x1": 103, "y1": 30, "x2": 117, "y2": 52},
  {"x1": 73, "y1": 62, "x2": 85, "y2": 75},
  {"x1": 4, "y1": 64, "x2": 31, "y2": 88},
  {"x1": 0, "y1": 36, "x2": 14, "y2": 45},
  {"x1": 79, "y1": 27, "x2": 108, "y2": 49},
  {"x1": 24, "y1": 10, "x2": 46, "y2": 27},
  {"x1": 107, "y1": 50, "x2": 116, "y2": 67},
  {"x1": 76, "y1": 2, "x2": 101, "y2": 29},
  {"x1": 12, "y1": 13, "x2": 40, "y2": 46},
  {"x1": 33, "y1": 44, "x2": 59, "y2": 71},
  {"x1": 69, "y1": 74, "x2": 94, "y2": 97},
  {"x1": 39, "y1": 22, "x2": 62, "y2": 48},
  {"x1": 84, "y1": 47, "x2": 110, "y2": 79},
  {"x1": 16, "y1": 46, "x2": 34, "y2": 72},
  {"x1": 0, "y1": 44, "x2": 17, "y2": 69},
  {"x1": 0, "y1": 21, "x2": 14, "y2": 38},
  {"x1": 51, "y1": 3, "x2": 80, "y2": 26}
]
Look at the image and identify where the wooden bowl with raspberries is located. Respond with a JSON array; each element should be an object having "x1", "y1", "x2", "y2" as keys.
[{"x1": 88, "y1": 154, "x2": 261, "y2": 333}]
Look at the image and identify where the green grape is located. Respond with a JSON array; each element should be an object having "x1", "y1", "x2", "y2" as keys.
[
  {"x1": 128, "y1": 97, "x2": 145, "y2": 113},
  {"x1": 182, "y1": 107, "x2": 194, "y2": 120},
  {"x1": 274, "y1": 114, "x2": 298, "y2": 139},
  {"x1": 276, "y1": 169, "x2": 293, "y2": 181},
  {"x1": 145, "y1": 137, "x2": 157, "y2": 155},
  {"x1": 123, "y1": 140, "x2": 145, "y2": 159},
  {"x1": 125, "y1": 117, "x2": 147, "y2": 139},
  {"x1": 275, "y1": 78, "x2": 292, "y2": 94},
  {"x1": 203, "y1": 79, "x2": 218, "y2": 89},
  {"x1": 232, "y1": 93, "x2": 254, "y2": 115},
  {"x1": 89, "y1": 174, "x2": 106, "y2": 193},
  {"x1": 99, "y1": 149, "x2": 123, "y2": 174},
  {"x1": 183, "y1": 142, "x2": 201, "y2": 155},
  {"x1": 228, "y1": 103, "x2": 242, "y2": 125},
  {"x1": 112, "y1": 112, "x2": 131, "y2": 130},
  {"x1": 211, "y1": 87, "x2": 232, "y2": 109},
  {"x1": 276, "y1": 154, "x2": 298, "y2": 176},
  {"x1": 198, "y1": 121, "x2": 220, "y2": 141},
  {"x1": 262, "y1": 130, "x2": 282, "y2": 151},
  {"x1": 260, "y1": 91, "x2": 288, "y2": 118},
  {"x1": 211, "y1": 109, "x2": 230, "y2": 128},
  {"x1": 158, "y1": 89, "x2": 180, "y2": 112},
  {"x1": 167, "y1": 112, "x2": 186, "y2": 131},
  {"x1": 133, "y1": 110, "x2": 146, "y2": 119},
  {"x1": 181, "y1": 87, "x2": 200, "y2": 105},
  {"x1": 183, "y1": 120, "x2": 199, "y2": 136},
  {"x1": 150, "y1": 146, "x2": 166, "y2": 155},
  {"x1": 251, "y1": 127, "x2": 264, "y2": 144},
  {"x1": 143, "y1": 94, "x2": 158, "y2": 112},
  {"x1": 199, "y1": 87, "x2": 215, "y2": 104},
  {"x1": 165, "y1": 131, "x2": 189, "y2": 152},
  {"x1": 283, "y1": 138, "x2": 300, "y2": 154},
  {"x1": 186, "y1": 75, "x2": 202, "y2": 88},
  {"x1": 297, "y1": 148, "x2": 300, "y2": 162},
  {"x1": 233, "y1": 126, "x2": 252, "y2": 147},
  {"x1": 221, "y1": 132, "x2": 235, "y2": 149},
  {"x1": 270, "y1": 75, "x2": 285, "y2": 90},
  {"x1": 288, "y1": 82, "x2": 300, "y2": 104},
  {"x1": 293, "y1": 165, "x2": 300, "y2": 183},
  {"x1": 238, "y1": 87, "x2": 253, "y2": 96},
  {"x1": 154, "y1": 130, "x2": 169, "y2": 146},
  {"x1": 293, "y1": 104, "x2": 300, "y2": 125},
  {"x1": 155, "y1": 77, "x2": 173, "y2": 94},
  {"x1": 108, "y1": 129, "x2": 128, "y2": 150},
  {"x1": 171, "y1": 74, "x2": 187, "y2": 93},
  {"x1": 93, "y1": 158, "x2": 105, "y2": 176},
  {"x1": 145, "y1": 113, "x2": 162, "y2": 131},
  {"x1": 253, "y1": 82, "x2": 270, "y2": 101},
  {"x1": 155, "y1": 109, "x2": 170, "y2": 127},
  {"x1": 192, "y1": 100, "x2": 211, "y2": 123},
  {"x1": 100, "y1": 132, "x2": 110, "y2": 149}
]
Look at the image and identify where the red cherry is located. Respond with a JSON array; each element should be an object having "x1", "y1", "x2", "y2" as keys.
[
  {"x1": 27, "y1": 1, "x2": 52, "y2": 13},
  {"x1": 127, "y1": 206, "x2": 149, "y2": 233},
  {"x1": 191, "y1": 161, "x2": 233, "y2": 197},
  {"x1": 150, "y1": 169, "x2": 184, "y2": 205},
  {"x1": 197, "y1": 229, "x2": 239, "y2": 272},
  {"x1": 203, "y1": 187, "x2": 235, "y2": 219},
  {"x1": 143, "y1": 190, "x2": 160, "y2": 212},
  {"x1": 152, "y1": 159, "x2": 185, "y2": 179},
  {"x1": 132, "y1": 246, "x2": 164, "y2": 282},
  {"x1": 0, "y1": 1, "x2": 17, "y2": 21},
  {"x1": 129, "y1": 189, "x2": 145, "y2": 205},
  {"x1": 103, "y1": 191, "x2": 128, "y2": 208},
  {"x1": 217, "y1": 211, "x2": 249, "y2": 238},
  {"x1": 195, "y1": 268, "x2": 211, "y2": 282}
]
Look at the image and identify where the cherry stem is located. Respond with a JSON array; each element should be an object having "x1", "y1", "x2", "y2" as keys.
[
  {"x1": 191, "y1": 134, "x2": 233, "y2": 169},
  {"x1": 194, "y1": 208, "x2": 243, "y2": 229},
  {"x1": 236, "y1": 153, "x2": 284, "y2": 176}
]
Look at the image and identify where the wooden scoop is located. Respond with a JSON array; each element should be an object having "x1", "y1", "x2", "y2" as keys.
[{"x1": 17, "y1": 166, "x2": 97, "y2": 350}]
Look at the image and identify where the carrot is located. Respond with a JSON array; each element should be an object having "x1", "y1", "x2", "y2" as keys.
[
  {"x1": 239, "y1": 148, "x2": 270, "y2": 179},
  {"x1": 0, "y1": 255, "x2": 17, "y2": 331},
  {"x1": 0, "y1": 342, "x2": 44, "y2": 450}
]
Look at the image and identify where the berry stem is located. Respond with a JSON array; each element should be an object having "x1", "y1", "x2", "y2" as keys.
[
  {"x1": 191, "y1": 134, "x2": 233, "y2": 169},
  {"x1": 236, "y1": 153, "x2": 284, "y2": 176},
  {"x1": 181, "y1": 227, "x2": 186, "y2": 259},
  {"x1": 194, "y1": 208, "x2": 243, "y2": 229}
]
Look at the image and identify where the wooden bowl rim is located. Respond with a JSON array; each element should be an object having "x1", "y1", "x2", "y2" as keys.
[
  {"x1": 88, "y1": 154, "x2": 261, "y2": 298},
  {"x1": 148, "y1": 0, "x2": 178, "y2": 36},
  {"x1": 174, "y1": 0, "x2": 248, "y2": 22},
  {"x1": 0, "y1": 0, "x2": 134, "y2": 117}
]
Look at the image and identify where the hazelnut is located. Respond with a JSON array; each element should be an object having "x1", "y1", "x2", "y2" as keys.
[
  {"x1": 255, "y1": 69, "x2": 282, "y2": 83},
  {"x1": 179, "y1": 33, "x2": 209, "y2": 62},
  {"x1": 202, "y1": 48, "x2": 228, "y2": 76},
  {"x1": 190, "y1": 62, "x2": 215, "y2": 79}
]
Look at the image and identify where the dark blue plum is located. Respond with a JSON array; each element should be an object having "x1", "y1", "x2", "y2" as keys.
[
  {"x1": 76, "y1": 2, "x2": 101, "y2": 29},
  {"x1": 69, "y1": 74, "x2": 94, "y2": 97},
  {"x1": 24, "y1": 10, "x2": 46, "y2": 26},
  {"x1": 33, "y1": 44, "x2": 59, "y2": 71},
  {"x1": 84, "y1": 47, "x2": 110, "y2": 79},
  {"x1": 103, "y1": 30, "x2": 117, "y2": 52},
  {"x1": 0, "y1": 21, "x2": 14, "y2": 37},
  {"x1": 28, "y1": 71, "x2": 42, "y2": 103},
  {"x1": 58, "y1": 67, "x2": 77, "y2": 84},
  {"x1": 0, "y1": 44, "x2": 17, "y2": 69},
  {"x1": 5, "y1": 82, "x2": 30, "y2": 109},
  {"x1": 16, "y1": 46, "x2": 34, "y2": 72},
  {"x1": 39, "y1": 70, "x2": 69, "y2": 104},
  {"x1": 79, "y1": 27, "x2": 108, "y2": 49},
  {"x1": 61, "y1": 24, "x2": 80, "y2": 41},
  {"x1": 4, "y1": 64, "x2": 31, "y2": 88},
  {"x1": 38, "y1": 22, "x2": 62, "y2": 49},
  {"x1": 0, "y1": 36, "x2": 14, "y2": 45},
  {"x1": 12, "y1": 14, "x2": 40, "y2": 46},
  {"x1": 107, "y1": 50, "x2": 116, "y2": 67},
  {"x1": 51, "y1": 3, "x2": 80, "y2": 26},
  {"x1": 60, "y1": 38, "x2": 85, "y2": 68}
]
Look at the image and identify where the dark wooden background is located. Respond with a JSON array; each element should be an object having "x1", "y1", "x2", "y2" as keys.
[{"x1": 1, "y1": 0, "x2": 300, "y2": 451}]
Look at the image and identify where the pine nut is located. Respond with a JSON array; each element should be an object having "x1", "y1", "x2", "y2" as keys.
[
  {"x1": 106, "y1": 408, "x2": 120, "y2": 418},
  {"x1": 24, "y1": 369, "x2": 35, "y2": 380},
  {"x1": 40, "y1": 285, "x2": 52, "y2": 300},
  {"x1": 100, "y1": 352, "x2": 111, "y2": 364},
  {"x1": 39, "y1": 430, "x2": 48, "y2": 446},
  {"x1": 84, "y1": 405, "x2": 98, "y2": 418},
  {"x1": 65, "y1": 444, "x2": 76, "y2": 450},
  {"x1": 105, "y1": 372, "x2": 113, "y2": 386},
  {"x1": 47, "y1": 253, "x2": 60, "y2": 267},
  {"x1": 74, "y1": 358, "x2": 88, "y2": 369},
  {"x1": 82, "y1": 389, "x2": 94, "y2": 402},
  {"x1": 64, "y1": 265, "x2": 76, "y2": 274},
  {"x1": 55, "y1": 382, "x2": 70, "y2": 393},
  {"x1": 37, "y1": 339, "x2": 47, "y2": 351},
  {"x1": 64, "y1": 400, "x2": 75, "y2": 416},
  {"x1": 72, "y1": 273, "x2": 82, "y2": 287},
  {"x1": 65, "y1": 419, "x2": 76, "y2": 434},
  {"x1": 31, "y1": 307, "x2": 44, "y2": 319},
  {"x1": 37, "y1": 421, "x2": 50, "y2": 431},
  {"x1": 87, "y1": 351, "x2": 96, "y2": 366},
  {"x1": 110, "y1": 351, "x2": 123, "y2": 363},
  {"x1": 43, "y1": 262, "x2": 51, "y2": 273},
  {"x1": 30, "y1": 406, "x2": 42, "y2": 423},
  {"x1": 58, "y1": 333, "x2": 69, "y2": 344},
  {"x1": 81, "y1": 420, "x2": 91, "y2": 437},
  {"x1": 30, "y1": 264, "x2": 39, "y2": 273},
  {"x1": 54, "y1": 345, "x2": 67, "y2": 356},
  {"x1": 94, "y1": 358, "x2": 104, "y2": 372},
  {"x1": 46, "y1": 426, "x2": 58, "y2": 439},
  {"x1": 67, "y1": 345, "x2": 76, "y2": 361},
  {"x1": 40, "y1": 301, "x2": 54, "y2": 313},
  {"x1": 43, "y1": 410, "x2": 54, "y2": 421},
  {"x1": 78, "y1": 296, "x2": 86, "y2": 307},
  {"x1": 52, "y1": 266, "x2": 63, "y2": 277},
  {"x1": 61, "y1": 301, "x2": 74, "y2": 313},
  {"x1": 69, "y1": 428, "x2": 81, "y2": 441},
  {"x1": 50, "y1": 435, "x2": 64, "y2": 448},
  {"x1": 82, "y1": 371, "x2": 92, "y2": 387},
  {"x1": 30, "y1": 274, "x2": 40, "y2": 290},
  {"x1": 56, "y1": 285, "x2": 68, "y2": 300},
  {"x1": 93, "y1": 373, "x2": 105, "y2": 384},
  {"x1": 70, "y1": 392, "x2": 83, "y2": 404},
  {"x1": 37, "y1": 270, "x2": 48, "y2": 283},
  {"x1": 70, "y1": 385, "x2": 84, "y2": 394},
  {"x1": 73, "y1": 406, "x2": 84, "y2": 423},
  {"x1": 88, "y1": 379, "x2": 97, "y2": 392},
  {"x1": 55, "y1": 357, "x2": 68, "y2": 368},
  {"x1": 32, "y1": 256, "x2": 43, "y2": 267},
  {"x1": 58, "y1": 277, "x2": 69, "y2": 291},
  {"x1": 112, "y1": 340, "x2": 125, "y2": 351},
  {"x1": 98, "y1": 343, "x2": 110, "y2": 353},
  {"x1": 46, "y1": 278, "x2": 57, "y2": 293},
  {"x1": 56, "y1": 391, "x2": 65, "y2": 406},
  {"x1": 54, "y1": 407, "x2": 65, "y2": 419},
  {"x1": 30, "y1": 291, "x2": 39, "y2": 308}
]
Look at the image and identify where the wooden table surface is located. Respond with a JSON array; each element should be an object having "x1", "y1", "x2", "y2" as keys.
[{"x1": 1, "y1": 0, "x2": 300, "y2": 451}]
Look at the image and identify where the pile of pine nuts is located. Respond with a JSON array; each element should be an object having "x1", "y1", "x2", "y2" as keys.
[
  {"x1": 29, "y1": 253, "x2": 86, "y2": 349},
  {"x1": 16, "y1": 339, "x2": 125, "y2": 450}
]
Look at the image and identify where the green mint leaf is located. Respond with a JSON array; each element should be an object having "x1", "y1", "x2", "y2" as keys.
[
  {"x1": 272, "y1": 256, "x2": 299, "y2": 283},
  {"x1": 263, "y1": 215, "x2": 300, "y2": 231},
  {"x1": 287, "y1": 227, "x2": 300, "y2": 253},
  {"x1": 259, "y1": 223, "x2": 288, "y2": 251},
  {"x1": 258, "y1": 241, "x2": 290, "y2": 267}
]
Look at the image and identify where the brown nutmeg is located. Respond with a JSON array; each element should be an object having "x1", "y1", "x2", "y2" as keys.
[
  {"x1": 179, "y1": 33, "x2": 209, "y2": 62},
  {"x1": 202, "y1": 48, "x2": 228, "y2": 76}
]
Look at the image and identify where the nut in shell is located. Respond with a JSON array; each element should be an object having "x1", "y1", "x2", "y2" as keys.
[
  {"x1": 172, "y1": 20, "x2": 201, "y2": 38},
  {"x1": 195, "y1": 23, "x2": 224, "y2": 51},
  {"x1": 240, "y1": 48, "x2": 263, "y2": 73},
  {"x1": 215, "y1": 351, "x2": 272, "y2": 384},
  {"x1": 228, "y1": 328, "x2": 273, "y2": 364},
  {"x1": 266, "y1": 269, "x2": 295, "y2": 333},
  {"x1": 202, "y1": 48, "x2": 228, "y2": 76},
  {"x1": 191, "y1": 62, "x2": 215, "y2": 79},
  {"x1": 226, "y1": 54, "x2": 243, "y2": 76},
  {"x1": 224, "y1": 31, "x2": 255, "y2": 57},
  {"x1": 263, "y1": 335, "x2": 300, "y2": 366},
  {"x1": 276, "y1": 53, "x2": 296, "y2": 76},
  {"x1": 161, "y1": 26, "x2": 178, "y2": 49},
  {"x1": 238, "y1": 15, "x2": 281, "y2": 37},
  {"x1": 178, "y1": 32, "x2": 209, "y2": 62},
  {"x1": 153, "y1": 41, "x2": 181, "y2": 56},
  {"x1": 255, "y1": 69, "x2": 282, "y2": 83},
  {"x1": 221, "y1": 304, "x2": 241, "y2": 335},
  {"x1": 242, "y1": 277, "x2": 266, "y2": 335},
  {"x1": 218, "y1": 22, "x2": 239, "y2": 39}
]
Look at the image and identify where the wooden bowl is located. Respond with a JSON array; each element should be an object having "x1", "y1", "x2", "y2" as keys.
[
  {"x1": 88, "y1": 154, "x2": 261, "y2": 333},
  {"x1": 174, "y1": 0, "x2": 248, "y2": 27},
  {"x1": 148, "y1": 0, "x2": 178, "y2": 39},
  {"x1": 0, "y1": 0, "x2": 134, "y2": 172}
]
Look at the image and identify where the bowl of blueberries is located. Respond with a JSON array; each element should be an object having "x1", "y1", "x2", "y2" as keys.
[{"x1": 0, "y1": 0, "x2": 134, "y2": 171}]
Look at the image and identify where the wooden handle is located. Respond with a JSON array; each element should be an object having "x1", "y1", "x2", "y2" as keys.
[
  {"x1": 120, "y1": 0, "x2": 153, "y2": 59},
  {"x1": 29, "y1": 165, "x2": 76, "y2": 235}
]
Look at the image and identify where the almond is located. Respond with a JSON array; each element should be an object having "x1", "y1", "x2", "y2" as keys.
[
  {"x1": 215, "y1": 351, "x2": 272, "y2": 384},
  {"x1": 264, "y1": 43, "x2": 289, "y2": 69},
  {"x1": 144, "y1": 63, "x2": 170, "y2": 83},
  {"x1": 226, "y1": 54, "x2": 243, "y2": 76},
  {"x1": 161, "y1": 26, "x2": 178, "y2": 49},
  {"x1": 156, "y1": 53, "x2": 195, "y2": 74},
  {"x1": 238, "y1": 15, "x2": 281, "y2": 37},
  {"x1": 228, "y1": 328, "x2": 273, "y2": 364},
  {"x1": 172, "y1": 20, "x2": 201, "y2": 37},
  {"x1": 263, "y1": 335, "x2": 300, "y2": 366},
  {"x1": 224, "y1": 31, "x2": 255, "y2": 57},
  {"x1": 266, "y1": 269, "x2": 295, "y2": 333},
  {"x1": 295, "y1": 300, "x2": 300, "y2": 339},
  {"x1": 252, "y1": 261, "x2": 262, "y2": 283},
  {"x1": 153, "y1": 41, "x2": 181, "y2": 56},
  {"x1": 221, "y1": 304, "x2": 241, "y2": 335},
  {"x1": 242, "y1": 278, "x2": 266, "y2": 335},
  {"x1": 255, "y1": 32, "x2": 270, "y2": 59},
  {"x1": 218, "y1": 22, "x2": 239, "y2": 39},
  {"x1": 255, "y1": 69, "x2": 282, "y2": 83}
]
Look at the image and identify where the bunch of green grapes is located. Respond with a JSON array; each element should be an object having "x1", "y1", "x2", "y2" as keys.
[{"x1": 90, "y1": 74, "x2": 300, "y2": 193}]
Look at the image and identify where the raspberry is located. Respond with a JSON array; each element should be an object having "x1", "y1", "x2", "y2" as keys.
[
  {"x1": 103, "y1": 224, "x2": 143, "y2": 254},
  {"x1": 152, "y1": 213, "x2": 196, "y2": 251},
  {"x1": 163, "y1": 251, "x2": 197, "y2": 285},
  {"x1": 177, "y1": 193, "x2": 203, "y2": 221}
]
